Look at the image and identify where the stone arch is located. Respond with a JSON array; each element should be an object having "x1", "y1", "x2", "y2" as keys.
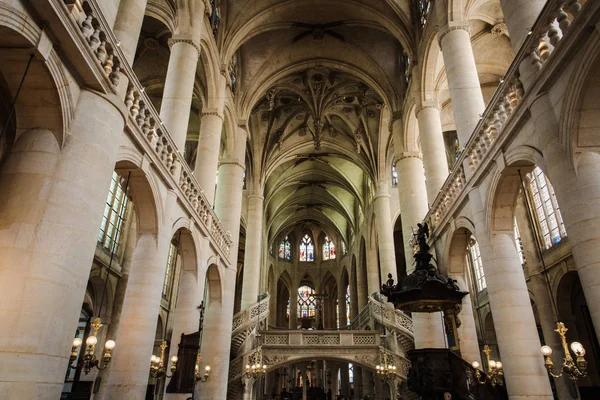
[
  {"x1": 205, "y1": 264, "x2": 222, "y2": 306},
  {"x1": 443, "y1": 217, "x2": 477, "y2": 275},
  {"x1": 0, "y1": 5, "x2": 70, "y2": 153},
  {"x1": 115, "y1": 160, "x2": 161, "y2": 235}
]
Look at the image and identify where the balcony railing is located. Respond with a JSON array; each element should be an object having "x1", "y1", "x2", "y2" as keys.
[
  {"x1": 60, "y1": 0, "x2": 232, "y2": 258},
  {"x1": 427, "y1": 0, "x2": 591, "y2": 233}
]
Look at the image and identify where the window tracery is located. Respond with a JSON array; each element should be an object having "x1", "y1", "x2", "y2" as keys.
[
  {"x1": 297, "y1": 285, "x2": 316, "y2": 318},
  {"x1": 527, "y1": 167, "x2": 567, "y2": 249},
  {"x1": 162, "y1": 242, "x2": 177, "y2": 298},
  {"x1": 300, "y1": 234, "x2": 314, "y2": 262},
  {"x1": 323, "y1": 236, "x2": 336, "y2": 260},
  {"x1": 279, "y1": 236, "x2": 291, "y2": 260},
  {"x1": 98, "y1": 172, "x2": 129, "y2": 252}
]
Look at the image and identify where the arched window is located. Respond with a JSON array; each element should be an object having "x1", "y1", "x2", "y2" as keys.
[
  {"x1": 300, "y1": 234, "x2": 314, "y2": 262},
  {"x1": 162, "y1": 242, "x2": 178, "y2": 298},
  {"x1": 98, "y1": 172, "x2": 129, "y2": 252},
  {"x1": 527, "y1": 167, "x2": 567, "y2": 249},
  {"x1": 323, "y1": 236, "x2": 336, "y2": 260},
  {"x1": 209, "y1": 0, "x2": 220, "y2": 38},
  {"x1": 341, "y1": 241, "x2": 347, "y2": 255},
  {"x1": 418, "y1": 0, "x2": 433, "y2": 28},
  {"x1": 279, "y1": 236, "x2": 291, "y2": 260},
  {"x1": 466, "y1": 236, "x2": 486, "y2": 292},
  {"x1": 392, "y1": 163, "x2": 398, "y2": 186},
  {"x1": 514, "y1": 218, "x2": 526, "y2": 266},
  {"x1": 297, "y1": 286, "x2": 316, "y2": 318},
  {"x1": 346, "y1": 285, "x2": 351, "y2": 325}
]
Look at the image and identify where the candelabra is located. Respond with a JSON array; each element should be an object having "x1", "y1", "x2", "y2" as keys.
[
  {"x1": 472, "y1": 345, "x2": 504, "y2": 388},
  {"x1": 149, "y1": 341, "x2": 178, "y2": 379},
  {"x1": 541, "y1": 322, "x2": 587, "y2": 381},
  {"x1": 70, "y1": 317, "x2": 115, "y2": 375},
  {"x1": 192, "y1": 353, "x2": 211, "y2": 383},
  {"x1": 376, "y1": 352, "x2": 397, "y2": 384},
  {"x1": 245, "y1": 351, "x2": 268, "y2": 380}
]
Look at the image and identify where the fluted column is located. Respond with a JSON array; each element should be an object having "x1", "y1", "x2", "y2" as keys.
[
  {"x1": 160, "y1": 38, "x2": 200, "y2": 150},
  {"x1": 199, "y1": 129, "x2": 247, "y2": 400},
  {"x1": 373, "y1": 187, "x2": 397, "y2": 283},
  {"x1": 106, "y1": 229, "x2": 172, "y2": 399},
  {"x1": 470, "y1": 188, "x2": 553, "y2": 399},
  {"x1": 439, "y1": 24, "x2": 486, "y2": 145},
  {"x1": 417, "y1": 104, "x2": 449, "y2": 202},
  {"x1": 113, "y1": 0, "x2": 149, "y2": 64},
  {"x1": 195, "y1": 77, "x2": 227, "y2": 204},
  {"x1": 241, "y1": 194, "x2": 264, "y2": 309},
  {"x1": 0, "y1": 90, "x2": 124, "y2": 399}
]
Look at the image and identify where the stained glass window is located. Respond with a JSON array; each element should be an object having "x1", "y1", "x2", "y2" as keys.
[
  {"x1": 417, "y1": 0, "x2": 433, "y2": 29},
  {"x1": 342, "y1": 241, "x2": 347, "y2": 255},
  {"x1": 402, "y1": 50, "x2": 411, "y2": 83},
  {"x1": 98, "y1": 172, "x2": 129, "y2": 252},
  {"x1": 298, "y1": 286, "x2": 316, "y2": 318},
  {"x1": 392, "y1": 163, "x2": 398, "y2": 186},
  {"x1": 346, "y1": 285, "x2": 351, "y2": 325},
  {"x1": 300, "y1": 234, "x2": 314, "y2": 262},
  {"x1": 279, "y1": 236, "x2": 291, "y2": 260},
  {"x1": 527, "y1": 167, "x2": 566, "y2": 249},
  {"x1": 466, "y1": 236, "x2": 486, "y2": 292},
  {"x1": 323, "y1": 236, "x2": 336, "y2": 260}
]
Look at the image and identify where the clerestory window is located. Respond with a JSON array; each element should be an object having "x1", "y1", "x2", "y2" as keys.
[
  {"x1": 98, "y1": 172, "x2": 129, "y2": 252},
  {"x1": 299, "y1": 234, "x2": 314, "y2": 262},
  {"x1": 323, "y1": 236, "x2": 336, "y2": 260},
  {"x1": 466, "y1": 236, "x2": 486, "y2": 292},
  {"x1": 279, "y1": 236, "x2": 291, "y2": 260},
  {"x1": 527, "y1": 167, "x2": 566, "y2": 249}
]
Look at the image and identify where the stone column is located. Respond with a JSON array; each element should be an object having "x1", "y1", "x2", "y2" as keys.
[
  {"x1": 353, "y1": 366, "x2": 363, "y2": 399},
  {"x1": 417, "y1": 104, "x2": 449, "y2": 202},
  {"x1": 194, "y1": 77, "x2": 227, "y2": 204},
  {"x1": 470, "y1": 188, "x2": 553, "y2": 399},
  {"x1": 302, "y1": 368, "x2": 308, "y2": 400},
  {"x1": 454, "y1": 275, "x2": 482, "y2": 366},
  {"x1": 338, "y1": 285, "x2": 347, "y2": 327},
  {"x1": 340, "y1": 364, "x2": 350, "y2": 397},
  {"x1": 439, "y1": 23, "x2": 485, "y2": 145},
  {"x1": 362, "y1": 370, "x2": 374, "y2": 398},
  {"x1": 113, "y1": 0, "x2": 148, "y2": 64},
  {"x1": 499, "y1": 0, "x2": 546, "y2": 52},
  {"x1": 241, "y1": 195, "x2": 264, "y2": 309},
  {"x1": 160, "y1": 38, "x2": 200, "y2": 150},
  {"x1": 373, "y1": 188, "x2": 397, "y2": 282},
  {"x1": 199, "y1": 130, "x2": 247, "y2": 400},
  {"x1": 394, "y1": 149, "x2": 446, "y2": 349},
  {"x1": 0, "y1": 90, "x2": 124, "y2": 399},
  {"x1": 105, "y1": 229, "x2": 172, "y2": 399},
  {"x1": 289, "y1": 292, "x2": 298, "y2": 329},
  {"x1": 365, "y1": 235, "x2": 380, "y2": 297},
  {"x1": 357, "y1": 259, "x2": 369, "y2": 311}
]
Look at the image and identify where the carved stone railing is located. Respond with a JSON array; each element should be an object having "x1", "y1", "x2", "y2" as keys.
[
  {"x1": 60, "y1": 0, "x2": 233, "y2": 258},
  {"x1": 427, "y1": 0, "x2": 591, "y2": 233},
  {"x1": 230, "y1": 294, "x2": 270, "y2": 356}
]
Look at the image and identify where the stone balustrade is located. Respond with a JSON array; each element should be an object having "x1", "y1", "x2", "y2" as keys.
[
  {"x1": 230, "y1": 294, "x2": 270, "y2": 356},
  {"x1": 61, "y1": 0, "x2": 233, "y2": 258},
  {"x1": 427, "y1": 0, "x2": 589, "y2": 233}
]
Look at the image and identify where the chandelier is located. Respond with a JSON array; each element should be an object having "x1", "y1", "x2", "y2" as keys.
[
  {"x1": 376, "y1": 352, "x2": 397, "y2": 384},
  {"x1": 472, "y1": 345, "x2": 504, "y2": 388},
  {"x1": 245, "y1": 351, "x2": 267, "y2": 380},
  {"x1": 70, "y1": 317, "x2": 115, "y2": 375},
  {"x1": 541, "y1": 322, "x2": 587, "y2": 381}
]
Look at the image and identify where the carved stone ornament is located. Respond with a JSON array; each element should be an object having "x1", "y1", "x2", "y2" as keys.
[{"x1": 491, "y1": 22, "x2": 509, "y2": 37}]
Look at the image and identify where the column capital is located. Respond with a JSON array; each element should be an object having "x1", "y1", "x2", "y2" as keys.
[
  {"x1": 415, "y1": 101, "x2": 439, "y2": 115},
  {"x1": 438, "y1": 22, "x2": 471, "y2": 46},
  {"x1": 168, "y1": 36, "x2": 201, "y2": 57}
]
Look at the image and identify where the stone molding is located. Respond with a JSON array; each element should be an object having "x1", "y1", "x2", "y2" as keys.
[
  {"x1": 398, "y1": 151, "x2": 422, "y2": 161},
  {"x1": 200, "y1": 111, "x2": 224, "y2": 121},
  {"x1": 219, "y1": 159, "x2": 245, "y2": 169},
  {"x1": 247, "y1": 194, "x2": 264, "y2": 201},
  {"x1": 438, "y1": 22, "x2": 471, "y2": 46},
  {"x1": 167, "y1": 36, "x2": 201, "y2": 57},
  {"x1": 415, "y1": 102, "x2": 439, "y2": 115}
]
